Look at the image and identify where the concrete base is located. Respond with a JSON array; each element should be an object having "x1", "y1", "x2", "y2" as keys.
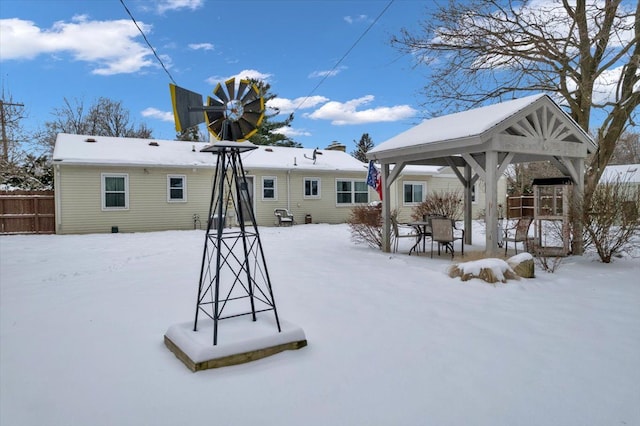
[{"x1": 164, "y1": 315, "x2": 307, "y2": 372}]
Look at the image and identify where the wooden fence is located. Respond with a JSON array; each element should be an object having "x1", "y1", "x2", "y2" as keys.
[
  {"x1": 0, "y1": 190, "x2": 55, "y2": 235},
  {"x1": 506, "y1": 195, "x2": 535, "y2": 219}
]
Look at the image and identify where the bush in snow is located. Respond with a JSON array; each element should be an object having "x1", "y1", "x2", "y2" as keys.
[{"x1": 348, "y1": 204, "x2": 384, "y2": 249}]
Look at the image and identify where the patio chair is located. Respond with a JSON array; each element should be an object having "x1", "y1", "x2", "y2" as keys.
[
  {"x1": 391, "y1": 216, "x2": 419, "y2": 253},
  {"x1": 274, "y1": 208, "x2": 294, "y2": 226},
  {"x1": 503, "y1": 217, "x2": 533, "y2": 255},
  {"x1": 430, "y1": 217, "x2": 464, "y2": 259}
]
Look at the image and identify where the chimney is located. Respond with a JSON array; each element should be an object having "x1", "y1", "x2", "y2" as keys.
[{"x1": 325, "y1": 141, "x2": 346, "y2": 152}]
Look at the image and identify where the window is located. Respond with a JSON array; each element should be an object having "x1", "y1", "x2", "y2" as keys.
[
  {"x1": 336, "y1": 179, "x2": 369, "y2": 205},
  {"x1": 102, "y1": 173, "x2": 128, "y2": 210},
  {"x1": 403, "y1": 182, "x2": 425, "y2": 205},
  {"x1": 167, "y1": 175, "x2": 187, "y2": 202},
  {"x1": 262, "y1": 176, "x2": 277, "y2": 200},
  {"x1": 304, "y1": 177, "x2": 321, "y2": 199}
]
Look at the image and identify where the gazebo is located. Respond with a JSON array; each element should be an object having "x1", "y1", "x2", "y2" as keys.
[{"x1": 367, "y1": 94, "x2": 597, "y2": 254}]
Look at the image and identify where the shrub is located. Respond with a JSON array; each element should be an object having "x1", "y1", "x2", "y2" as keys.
[
  {"x1": 412, "y1": 189, "x2": 463, "y2": 221},
  {"x1": 575, "y1": 175, "x2": 640, "y2": 263},
  {"x1": 348, "y1": 204, "x2": 384, "y2": 249}
]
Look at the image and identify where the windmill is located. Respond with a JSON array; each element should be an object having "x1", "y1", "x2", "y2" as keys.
[{"x1": 164, "y1": 79, "x2": 306, "y2": 370}]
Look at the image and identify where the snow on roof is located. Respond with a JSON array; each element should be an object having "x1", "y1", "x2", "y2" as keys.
[
  {"x1": 599, "y1": 164, "x2": 640, "y2": 184},
  {"x1": 52, "y1": 133, "x2": 368, "y2": 172},
  {"x1": 369, "y1": 94, "x2": 549, "y2": 154}
]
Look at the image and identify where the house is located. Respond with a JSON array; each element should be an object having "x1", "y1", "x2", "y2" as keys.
[{"x1": 52, "y1": 133, "x2": 501, "y2": 234}]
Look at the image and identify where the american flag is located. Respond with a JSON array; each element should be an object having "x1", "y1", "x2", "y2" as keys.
[{"x1": 366, "y1": 161, "x2": 382, "y2": 200}]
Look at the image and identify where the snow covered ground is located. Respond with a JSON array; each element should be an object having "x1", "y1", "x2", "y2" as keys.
[{"x1": 1, "y1": 223, "x2": 639, "y2": 426}]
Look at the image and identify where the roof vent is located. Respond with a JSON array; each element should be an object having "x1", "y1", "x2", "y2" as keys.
[
  {"x1": 265, "y1": 148, "x2": 273, "y2": 152},
  {"x1": 149, "y1": 141, "x2": 159, "y2": 146},
  {"x1": 84, "y1": 138, "x2": 97, "y2": 143}
]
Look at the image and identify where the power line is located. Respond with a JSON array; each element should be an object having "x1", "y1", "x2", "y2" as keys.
[
  {"x1": 293, "y1": 0, "x2": 396, "y2": 114},
  {"x1": 119, "y1": 0, "x2": 177, "y2": 85}
]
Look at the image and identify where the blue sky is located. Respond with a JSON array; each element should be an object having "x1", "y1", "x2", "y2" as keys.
[{"x1": 1, "y1": 0, "x2": 436, "y2": 152}]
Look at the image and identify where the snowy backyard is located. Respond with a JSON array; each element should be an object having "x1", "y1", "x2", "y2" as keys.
[{"x1": 1, "y1": 223, "x2": 639, "y2": 426}]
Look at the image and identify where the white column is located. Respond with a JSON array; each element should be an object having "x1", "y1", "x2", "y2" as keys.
[{"x1": 485, "y1": 151, "x2": 498, "y2": 254}]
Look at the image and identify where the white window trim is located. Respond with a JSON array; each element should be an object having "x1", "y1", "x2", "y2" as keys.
[
  {"x1": 167, "y1": 174, "x2": 187, "y2": 203},
  {"x1": 262, "y1": 176, "x2": 277, "y2": 201},
  {"x1": 303, "y1": 177, "x2": 321, "y2": 199},
  {"x1": 101, "y1": 173, "x2": 129, "y2": 211},
  {"x1": 402, "y1": 181, "x2": 426, "y2": 206},
  {"x1": 336, "y1": 178, "x2": 369, "y2": 206}
]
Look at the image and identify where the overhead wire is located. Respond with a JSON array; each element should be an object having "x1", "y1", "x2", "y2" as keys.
[
  {"x1": 119, "y1": 0, "x2": 177, "y2": 85},
  {"x1": 292, "y1": 0, "x2": 396, "y2": 114}
]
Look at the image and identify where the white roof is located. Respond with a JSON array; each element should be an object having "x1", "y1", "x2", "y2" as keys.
[
  {"x1": 369, "y1": 94, "x2": 593, "y2": 156},
  {"x1": 52, "y1": 133, "x2": 368, "y2": 172},
  {"x1": 599, "y1": 164, "x2": 640, "y2": 184}
]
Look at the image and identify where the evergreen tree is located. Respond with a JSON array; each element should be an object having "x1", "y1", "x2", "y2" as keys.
[
  {"x1": 351, "y1": 133, "x2": 374, "y2": 162},
  {"x1": 248, "y1": 80, "x2": 302, "y2": 148},
  {"x1": 176, "y1": 126, "x2": 203, "y2": 141}
]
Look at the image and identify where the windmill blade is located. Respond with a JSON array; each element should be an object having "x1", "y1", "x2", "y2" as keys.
[
  {"x1": 236, "y1": 79, "x2": 249, "y2": 101},
  {"x1": 225, "y1": 78, "x2": 236, "y2": 101},
  {"x1": 241, "y1": 111, "x2": 264, "y2": 128},
  {"x1": 240, "y1": 85, "x2": 260, "y2": 103},
  {"x1": 244, "y1": 98, "x2": 264, "y2": 113},
  {"x1": 213, "y1": 82, "x2": 229, "y2": 104},
  {"x1": 206, "y1": 96, "x2": 225, "y2": 108},
  {"x1": 208, "y1": 118, "x2": 224, "y2": 140},
  {"x1": 238, "y1": 118, "x2": 257, "y2": 138},
  {"x1": 229, "y1": 121, "x2": 243, "y2": 141}
]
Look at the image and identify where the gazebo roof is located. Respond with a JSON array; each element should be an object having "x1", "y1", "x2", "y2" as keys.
[{"x1": 367, "y1": 94, "x2": 595, "y2": 165}]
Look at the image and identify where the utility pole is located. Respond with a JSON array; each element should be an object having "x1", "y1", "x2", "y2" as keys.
[{"x1": 0, "y1": 99, "x2": 25, "y2": 162}]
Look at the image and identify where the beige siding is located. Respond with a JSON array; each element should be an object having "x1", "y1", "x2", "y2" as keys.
[
  {"x1": 56, "y1": 163, "x2": 503, "y2": 234},
  {"x1": 56, "y1": 165, "x2": 214, "y2": 234},
  {"x1": 391, "y1": 172, "x2": 507, "y2": 223},
  {"x1": 250, "y1": 169, "x2": 372, "y2": 225}
]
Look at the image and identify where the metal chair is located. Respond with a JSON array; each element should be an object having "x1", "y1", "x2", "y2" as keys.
[
  {"x1": 274, "y1": 208, "x2": 294, "y2": 226},
  {"x1": 503, "y1": 217, "x2": 533, "y2": 255},
  {"x1": 391, "y1": 216, "x2": 419, "y2": 253},
  {"x1": 430, "y1": 217, "x2": 464, "y2": 258}
]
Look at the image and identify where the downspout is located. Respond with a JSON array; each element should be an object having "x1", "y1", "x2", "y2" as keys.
[
  {"x1": 287, "y1": 169, "x2": 291, "y2": 211},
  {"x1": 54, "y1": 163, "x2": 62, "y2": 233}
]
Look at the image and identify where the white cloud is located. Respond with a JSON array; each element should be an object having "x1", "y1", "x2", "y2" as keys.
[
  {"x1": 267, "y1": 96, "x2": 329, "y2": 114},
  {"x1": 273, "y1": 126, "x2": 312, "y2": 138},
  {"x1": 308, "y1": 66, "x2": 347, "y2": 78},
  {"x1": 0, "y1": 16, "x2": 157, "y2": 75},
  {"x1": 188, "y1": 43, "x2": 214, "y2": 51},
  {"x1": 205, "y1": 69, "x2": 272, "y2": 85},
  {"x1": 306, "y1": 95, "x2": 417, "y2": 125},
  {"x1": 156, "y1": 0, "x2": 204, "y2": 14},
  {"x1": 566, "y1": 65, "x2": 640, "y2": 106},
  {"x1": 141, "y1": 107, "x2": 174, "y2": 122},
  {"x1": 344, "y1": 15, "x2": 368, "y2": 24}
]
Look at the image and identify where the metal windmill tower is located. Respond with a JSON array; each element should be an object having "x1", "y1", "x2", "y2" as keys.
[{"x1": 170, "y1": 79, "x2": 281, "y2": 345}]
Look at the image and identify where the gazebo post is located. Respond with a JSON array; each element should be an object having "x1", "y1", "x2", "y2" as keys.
[
  {"x1": 485, "y1": 151, "x2": 499, "y2": 254},
  {"x1": 463, "y1": 164, "x2": 473, "y2": 245},
  {"x1": 381, "y1": 163, "x2": 392, "y2": 253}
]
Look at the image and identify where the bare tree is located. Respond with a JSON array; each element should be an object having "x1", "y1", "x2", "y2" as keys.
[
  {"x1": 610, "y1": 131, "x2": 640, "y2": 164},
  {"x1": 391, "y1": 0, "x2": 639, "y2": 203},
  {"x1": 38, "y1": 97, "x2": 153, "y2": 153}
]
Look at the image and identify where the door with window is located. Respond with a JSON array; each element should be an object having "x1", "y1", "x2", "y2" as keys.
[{"x1": 238, "y1": 176, "x2": 255, "y2": 223}]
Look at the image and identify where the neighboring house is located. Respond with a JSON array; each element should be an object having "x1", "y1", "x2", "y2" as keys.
[
  {"x1": 52, "y1": 133, "x2": 502, "y2": 234},
  {"x1": 599, "y1": 164, "x2": 640, "y2": 186}
]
